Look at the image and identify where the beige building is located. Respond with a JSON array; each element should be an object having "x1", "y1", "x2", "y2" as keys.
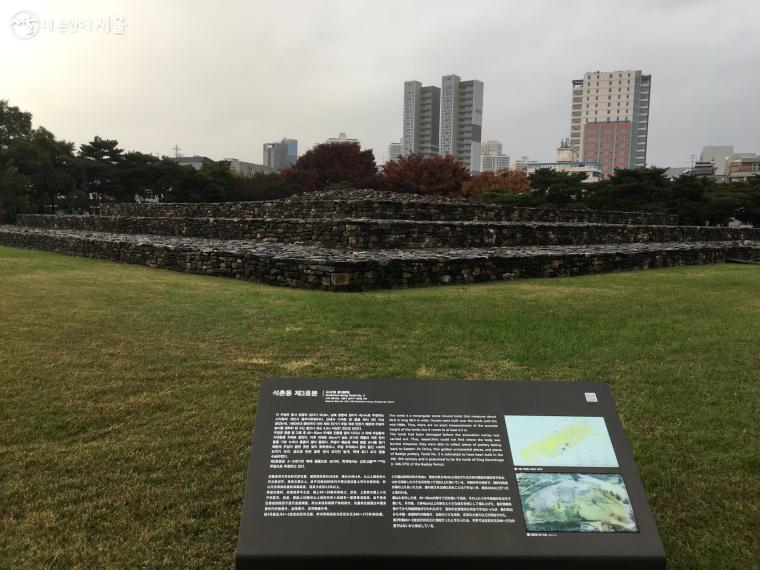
[
  {"x1": 480, "y1": 140, "x2": 510, "y2": 172},
  {"x1": 726, "y1": 156, "x2": 760, "y2": 182},
  {"x1": 481, "y1": 140, "x2": 502, "y2": 156},
  {"x1": 569, "y1": 69, "x2": 651, "y2": 173}
]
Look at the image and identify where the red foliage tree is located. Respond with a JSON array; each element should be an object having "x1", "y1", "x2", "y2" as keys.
[
  {"x1": 381, "y1": 154, "x2": 470, "y2": 196},
  {"x1": 460, "y1": 169, "x2": 530, "y2": 198},
  {"x1": 289, "y1": 142, "x2": 379, "y2": 191},
  {"x1": 280, "y1": 166, "x2": 320, "y2": 194}
]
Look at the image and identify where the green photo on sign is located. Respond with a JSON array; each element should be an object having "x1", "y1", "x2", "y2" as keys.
[
  {"x1": 505, "y1": 415, "x2": 619, "y2": 467},
  {"x1": 516, "y1": 473, "x2": 638, "y2": 533}
]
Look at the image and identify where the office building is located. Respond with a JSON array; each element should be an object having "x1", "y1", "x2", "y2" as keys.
[
  {"x1": 440, "y1": 74, "x2": 484, "y2": 172},
  {"x1": 521, "y1": 160, "x2": 604, "y2": 183},
  {"x1": 263, "y1": 142, "x2": 288, "y2": 172},
  {"x1": 481, "y1": 154, "x2": 511, "y2": 173},
  {"x1": 700, "y1": 145, "x2": 733, "y2": 179},
  {"x1": 402, "y1": 81, "x2": 441, "y2": 157},
  {"x1": 388, "y1": 140, "x2": 403, "y2": 162},
  {"x1": 326, "y1": 132, "x2": 359, "y2": 145},
  {"x1": 569, "y1": 69, "x2": 651, "y2": 174},
  {"x1": 518, "y1": 141, "x2": 603, "y2": 183},
  {"x1": 480, "y1": 139, "x2": 509, "y2": 172},
  {"x1": 281, "y1": 138, "x2": 298, "y2": 166},
  {"x1": 514, "y1": 156, "x2": 538, "y2": 173},
  {"x1": 226, "y1": 158, "x2": 271, "y2": 177}
]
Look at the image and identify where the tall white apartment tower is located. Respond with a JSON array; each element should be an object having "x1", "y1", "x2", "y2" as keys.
[
  {"x1": 402, "y1": 80, "x2": 440, "y2": 157},
  {"x1": 569, "y1": 69, "x2": 651, "y2": 174},
  {"x1": 440, "y1": 74, "x2": 484, "y2": 172}
]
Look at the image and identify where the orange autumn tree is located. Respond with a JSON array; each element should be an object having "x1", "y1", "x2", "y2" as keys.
[{"x1": 460, "y1": 169, "x2": 530, "y2": 199}]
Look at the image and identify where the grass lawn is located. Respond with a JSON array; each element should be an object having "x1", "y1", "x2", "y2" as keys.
[{"x1": 1, "y1": 246, "x2": 759, "y2": 569}]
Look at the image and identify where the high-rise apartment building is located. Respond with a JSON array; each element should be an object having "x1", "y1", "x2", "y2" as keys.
[
  {"x1": 402, "y1": 81, "x2": 441, "y2": 157},
  {"x1": 569, "y1": 70, "x2": 651, "y2": 174},
  {"x1": 440, "y1": 74, "x2": 484, "y2": 173}
]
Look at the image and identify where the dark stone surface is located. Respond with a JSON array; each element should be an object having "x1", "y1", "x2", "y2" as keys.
[
  {"x1": 19, "y1": 215, "x2": 756, "y2": 249},
  {"x1": 5, "y1": 190, "x2": 756, "y2": 291},
  {"x1": 2, "y1": 226, "x2": 758, "y2": 292},
  {"x1": 98, "y1": 190, "x2": 678, "y2": 226}
]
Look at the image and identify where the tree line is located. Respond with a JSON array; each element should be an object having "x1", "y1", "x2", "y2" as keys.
[{"x1": 1, "y1": 100, "x2": 758, "y2": 226}]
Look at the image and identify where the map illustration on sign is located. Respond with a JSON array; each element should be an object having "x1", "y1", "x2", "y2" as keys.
[
  {"x1": 516, "y1": 473, "x2": 638, "y2": 533},
  {"x1": 504, "y1": 415, "x2": 618, "y2": 467}
]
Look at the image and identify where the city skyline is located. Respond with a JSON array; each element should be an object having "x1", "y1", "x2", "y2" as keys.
[{"x1": 2, "y1": 0, "x2": 758, "y2": 169}]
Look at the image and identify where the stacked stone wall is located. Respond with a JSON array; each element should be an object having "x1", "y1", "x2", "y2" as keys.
[
  {"x1": 20, "y1": 215, "x2": 750, "y2": 249},
  {"x1": 5, "y1": 190, "x2": 758, "y2": 291},
  {"x1": 1, "y1": 227, "x2": 758, "y2": 292},
  {"x1": 98, "y1": 200, "x2": 679, "y2": 226}
]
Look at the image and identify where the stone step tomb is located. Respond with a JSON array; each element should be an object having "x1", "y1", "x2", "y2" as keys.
[{"x1": 2, "y1": 189, "x2": 759, "y2": 291}]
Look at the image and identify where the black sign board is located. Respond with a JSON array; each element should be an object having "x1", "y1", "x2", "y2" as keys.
[{"x1": 237, "y1": 378, "x2": 665, "y2": 569}]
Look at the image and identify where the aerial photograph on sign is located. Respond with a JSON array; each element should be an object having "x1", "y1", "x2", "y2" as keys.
[
  {"x1": 516, "y1": 473, "x2": 638, "y2": 533},
  {"x1": 505, "y1": 415, "x2": 619, "y2": 467}
]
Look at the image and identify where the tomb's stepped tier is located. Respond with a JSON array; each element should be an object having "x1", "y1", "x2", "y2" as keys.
[
  {"x1": 2, "y1": 226, "x2": 758, "y2": 292},
  {"x1": 98, "y1": 198, "x2": 678, "y2": 225},
  {"x1": 18, "y1": 215, "x2": 757, "y2": 249}
]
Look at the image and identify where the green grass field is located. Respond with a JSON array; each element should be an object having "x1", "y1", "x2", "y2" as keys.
[{"x1": 1, "y1": 246, "x2": 758, "y2": 569}]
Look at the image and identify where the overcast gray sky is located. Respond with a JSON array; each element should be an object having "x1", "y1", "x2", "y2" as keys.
[{"x1": 2, "y1": 0, "x2": 758, "y2": 168}]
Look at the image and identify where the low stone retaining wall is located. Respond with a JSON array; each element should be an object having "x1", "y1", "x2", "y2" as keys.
[
  {"x1": 20, "y1": 215, "x2": 753, "y2": 249},
  {"x1": 98, "y1": 199, "x2": 678, "y2": 226},
  {"x1": 2, "y1": 226, "x2": 758, "y2": 292}
]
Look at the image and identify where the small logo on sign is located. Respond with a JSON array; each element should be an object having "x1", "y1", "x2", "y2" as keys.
[
  {"x1": 10, "y1": 10, "x2": 40, "y2": 39},
  {"x1": 585, "y1": 392, "x2": 598, "y2": 403}
]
